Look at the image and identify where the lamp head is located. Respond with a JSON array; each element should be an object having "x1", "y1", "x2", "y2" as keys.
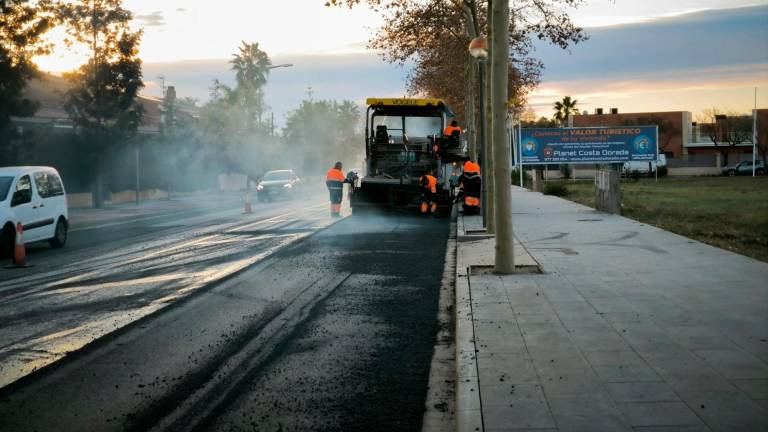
[{"x1": 468, "y1": 36, "x2": 488, "y2": 59}]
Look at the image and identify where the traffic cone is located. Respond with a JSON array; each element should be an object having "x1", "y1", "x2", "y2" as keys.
[
  {"x1": 6, "y1": 222, "x2": 31, "y2": 268},
  {"x1": 244, "y1": 190, "x2": 253, "y2": 214}
]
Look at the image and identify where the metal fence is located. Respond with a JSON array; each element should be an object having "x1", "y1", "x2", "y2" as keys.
[{"x1": 667, "y1": 154, "x2": 717, "y2": 168}]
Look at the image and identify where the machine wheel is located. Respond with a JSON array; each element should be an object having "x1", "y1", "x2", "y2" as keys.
[{"x1": 49, "y1": 217, "x2": 68, "y2": 248}]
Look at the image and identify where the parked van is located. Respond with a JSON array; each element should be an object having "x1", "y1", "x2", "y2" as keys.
[
  {"x1": 0, "y1": 166, "x2": 68, "y2": 255},
  {"x1": 622, "y1": 154, "x2": 667, "y2": 176}
]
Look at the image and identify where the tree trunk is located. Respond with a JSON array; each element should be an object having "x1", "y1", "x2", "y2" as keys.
[
  {"x1": 490, "y1": 0, "x2": 514, "y2": 273},
  {"x1": 595, "y1": 165, "x2": 621, "y2": 214}
]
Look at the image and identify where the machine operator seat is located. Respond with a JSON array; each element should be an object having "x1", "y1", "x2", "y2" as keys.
[
  {"x1": 442, "y1": 129, "x2": 461, "y2": 148},
  {"x1": 375, "y1": 125, "x2": 389, "y2": 145}
]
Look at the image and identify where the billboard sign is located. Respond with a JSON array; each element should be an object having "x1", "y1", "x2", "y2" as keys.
[{"x1": 519, "y1": 126, "x2": 658, "y2": 164}]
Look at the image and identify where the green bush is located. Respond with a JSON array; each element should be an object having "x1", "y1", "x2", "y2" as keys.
[
  {"x1": 511, "y1": 167, "x2": 532, "y2": 187},
  {"x1": 559, "y1": 164, "x2": 572, "y2": 179},
  {"x1": 543, "y1": 182, "x2": 569, "y2": 197}
]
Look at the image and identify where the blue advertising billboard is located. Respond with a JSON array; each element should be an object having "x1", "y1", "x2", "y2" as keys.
[{"x1": 519, "y1": 126, "x2": 658, "y2": 164}]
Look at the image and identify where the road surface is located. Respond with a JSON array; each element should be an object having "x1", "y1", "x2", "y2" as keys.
[{"x1": 0, "y1": 194, "x2": 451, "y2": 431}]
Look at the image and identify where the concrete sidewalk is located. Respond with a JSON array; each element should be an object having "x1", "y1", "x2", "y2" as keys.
[{"x1": 456, "y1": 187, "x2": 768, "y2": 431}]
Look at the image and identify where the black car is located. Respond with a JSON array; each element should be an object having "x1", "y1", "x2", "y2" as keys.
[{"x1": 256, "y1": 170, "x2": 303, "y2": 201}]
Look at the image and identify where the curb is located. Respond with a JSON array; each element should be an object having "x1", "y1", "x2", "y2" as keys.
[{"x1": 455, "y1": 214, "x2": 484, "y2": 432}]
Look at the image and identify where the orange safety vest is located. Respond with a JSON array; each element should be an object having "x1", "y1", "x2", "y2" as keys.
[
  {"x1": 443, "y1": 126, "x2": 461, "y2": 136},
  {"x1": 463, "y1": 160, "x2": 480, "y2": 174},
  {"x1": 420, "y1": 175, "x2": 437, "y2": 193},
  {"x1": 326, "y1": 168, "x2": 346, "y2": 190},
  {"x1": 326, "y1": 168, "x2": 345, "y2": 182}
]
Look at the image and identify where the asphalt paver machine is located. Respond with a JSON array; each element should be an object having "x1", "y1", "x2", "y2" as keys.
[{"x1": 350, "y1": 98, "x2": 467, "y2": 216}]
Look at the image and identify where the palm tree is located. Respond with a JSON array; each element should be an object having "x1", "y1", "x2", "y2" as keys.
[
  {"x1": 553, "y1": 96, "x2": 578, "y2": 126},
  {"x1": 229, "y1": 41, "x2": 271, "y2": 128},
  {"x1": 230, "y1": 41, "x2": 272, "y2": 90}
]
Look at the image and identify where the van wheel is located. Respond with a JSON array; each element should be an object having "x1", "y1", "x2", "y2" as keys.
[
  {"x1": 0, "y1": 223, "x2": 14, "y2": 259},
  {"x1": 49, "y1": 218, "x2": 68, "y2": 248}
]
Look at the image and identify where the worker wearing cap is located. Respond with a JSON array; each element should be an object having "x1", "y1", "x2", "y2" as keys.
[
  {"x1": 325, "y1": 161, "x2": 347, "y2": 217},
  {"x1": 419, "y1": 170, "x2": 438, "y2": 214}
]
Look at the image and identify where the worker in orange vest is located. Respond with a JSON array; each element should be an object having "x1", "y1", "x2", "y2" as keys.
[
  {"x1": 419, "y1": 170, "x2": 438, "y2": 214},
  {"x1": 443, "y1": 120, "x2": 461, "y2": 137},
  {"x1": 463, "y1": 159, "x2": 480, "y2": 175},
  {"x1": 325, "y1": 161, "x2": 348, "y2": 217},
  {"x1": 458, "y1": 159, "x2": 481, "y2": 215}
]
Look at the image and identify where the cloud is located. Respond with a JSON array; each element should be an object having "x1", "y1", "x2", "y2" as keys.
[
  {"x1": 534, "y1": 5, "x2": 768, "y2": 82},
  {"x1": 134, "y1": 11, "x2": 165, "y2": 27},
  {"x1": 529, "y1": 5, "x2": 768, "y2": 116}
]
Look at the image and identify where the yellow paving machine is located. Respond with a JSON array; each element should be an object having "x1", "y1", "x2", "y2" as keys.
[{"x1": 350, "y1": 98, "x2": 467, "y2": 216}]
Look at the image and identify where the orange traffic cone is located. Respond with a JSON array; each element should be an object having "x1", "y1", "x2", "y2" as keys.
[
  {"x1": 244, "y1": 190, "x2": 253, "y2": 214},
  {"x1": 6, "y1": 222, "x2": 31, "y2": 268}
]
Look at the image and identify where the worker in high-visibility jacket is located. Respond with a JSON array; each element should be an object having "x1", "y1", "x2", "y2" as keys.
[
  {"x1": 459, "y1": 159, "x2": 481, "y2": 215},
  {"x1": 419, "y1": 170, "x2": 438, "y2": 214},
  {"x1": 443, "y1": 120, "x2": 461, "y2": 137},
  {"x1": 463, "y1": 159, "x2": 480, "y2": 175},
  {"x1": 325, "y1": 161, "x2": 348, "y2": 217}
]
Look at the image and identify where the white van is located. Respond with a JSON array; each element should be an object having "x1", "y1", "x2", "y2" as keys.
[{"x1": 0, "y1": 166, "x2": 68, "y2": 255}]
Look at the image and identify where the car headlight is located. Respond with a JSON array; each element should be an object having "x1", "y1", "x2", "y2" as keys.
[
  {"x1": 257, "y1": 185, "x2": 264, "y2": 191},
  {"x1": 283, "y1": 183, "x2": 292, "y2": 189}
]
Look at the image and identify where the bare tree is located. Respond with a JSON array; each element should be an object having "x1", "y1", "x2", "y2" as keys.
[{"x1": 705, "y1": 114, "x2": 753, "y2": 166}]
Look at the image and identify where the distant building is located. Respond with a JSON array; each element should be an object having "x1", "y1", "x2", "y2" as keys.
[
  {"x1": 573, "y1": 108, "x2": 767, "y2": 166},
  {"x1": 10, "y1": 74, "x2": 164, "y2": 135},
  {"x1": 573, "y1": 110, "x2": 689, "y2": 158}
]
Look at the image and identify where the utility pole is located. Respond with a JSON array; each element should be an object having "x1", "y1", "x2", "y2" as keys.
[
  {"x1": 460, "y1": 2, "x2": 479, "y2": 162},
  {"x1": 469, "y1": 37, "x2": 489, "y2": 229},
  {"x1": 754, "y1": 87, "x2": 757, "y2": 177},
  {"x1": 479, "y1": 58, "x2": 489, "y2": 229},
  {"x1": 306, "y1": 86, "x2": 314, "y2": 101},
  {"x1": 484, "y1": 50, "x2": 495, "y2": 234},
  {"x1": 135, "y1": 144, "x2": 140, "y2": 206},
  {"x1": 491, "y1": 0, "x2": 514, "y2": 273},
  {"x1": 158, "y1": 75, "x2": 167, "y2": 98}
]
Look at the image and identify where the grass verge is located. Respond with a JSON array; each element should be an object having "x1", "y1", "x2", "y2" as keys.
[{"x1": 556, "y1": 176, "x2": 768, "y2": 262}]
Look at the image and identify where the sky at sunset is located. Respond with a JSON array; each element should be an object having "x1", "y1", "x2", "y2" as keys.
[{"x1": 34, "y1": 0, "x2": 768, "y2": 125}]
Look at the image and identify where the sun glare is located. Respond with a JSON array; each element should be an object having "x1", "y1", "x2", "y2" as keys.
[{"x1": 33, "y1": 27, "x2": 90, "y2": 74}]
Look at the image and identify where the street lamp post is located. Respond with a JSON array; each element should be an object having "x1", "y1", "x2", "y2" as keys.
[
  {"x1": 265, "y1": 63, "x2": 294, "y2": 136},
  {"x1": 469, "y1": 36, "x2": 488, "y2": 228}
]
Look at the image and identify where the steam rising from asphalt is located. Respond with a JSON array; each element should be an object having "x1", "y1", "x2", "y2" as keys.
[{"x1": 103, "y1": 104, "x2": 366, "y2": 204}]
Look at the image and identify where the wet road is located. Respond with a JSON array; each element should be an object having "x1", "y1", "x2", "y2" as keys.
[
  {"x1": 0, "y1": 206, "x2": 451, "y2": 431},
  {"x1": 0, "y1": 194, "x2": 331, "y2": 388}
]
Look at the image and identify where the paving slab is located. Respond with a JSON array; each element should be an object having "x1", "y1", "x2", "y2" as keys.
[{"x1": 455, "y1": 186, "x2": 768, "y2": 431}]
